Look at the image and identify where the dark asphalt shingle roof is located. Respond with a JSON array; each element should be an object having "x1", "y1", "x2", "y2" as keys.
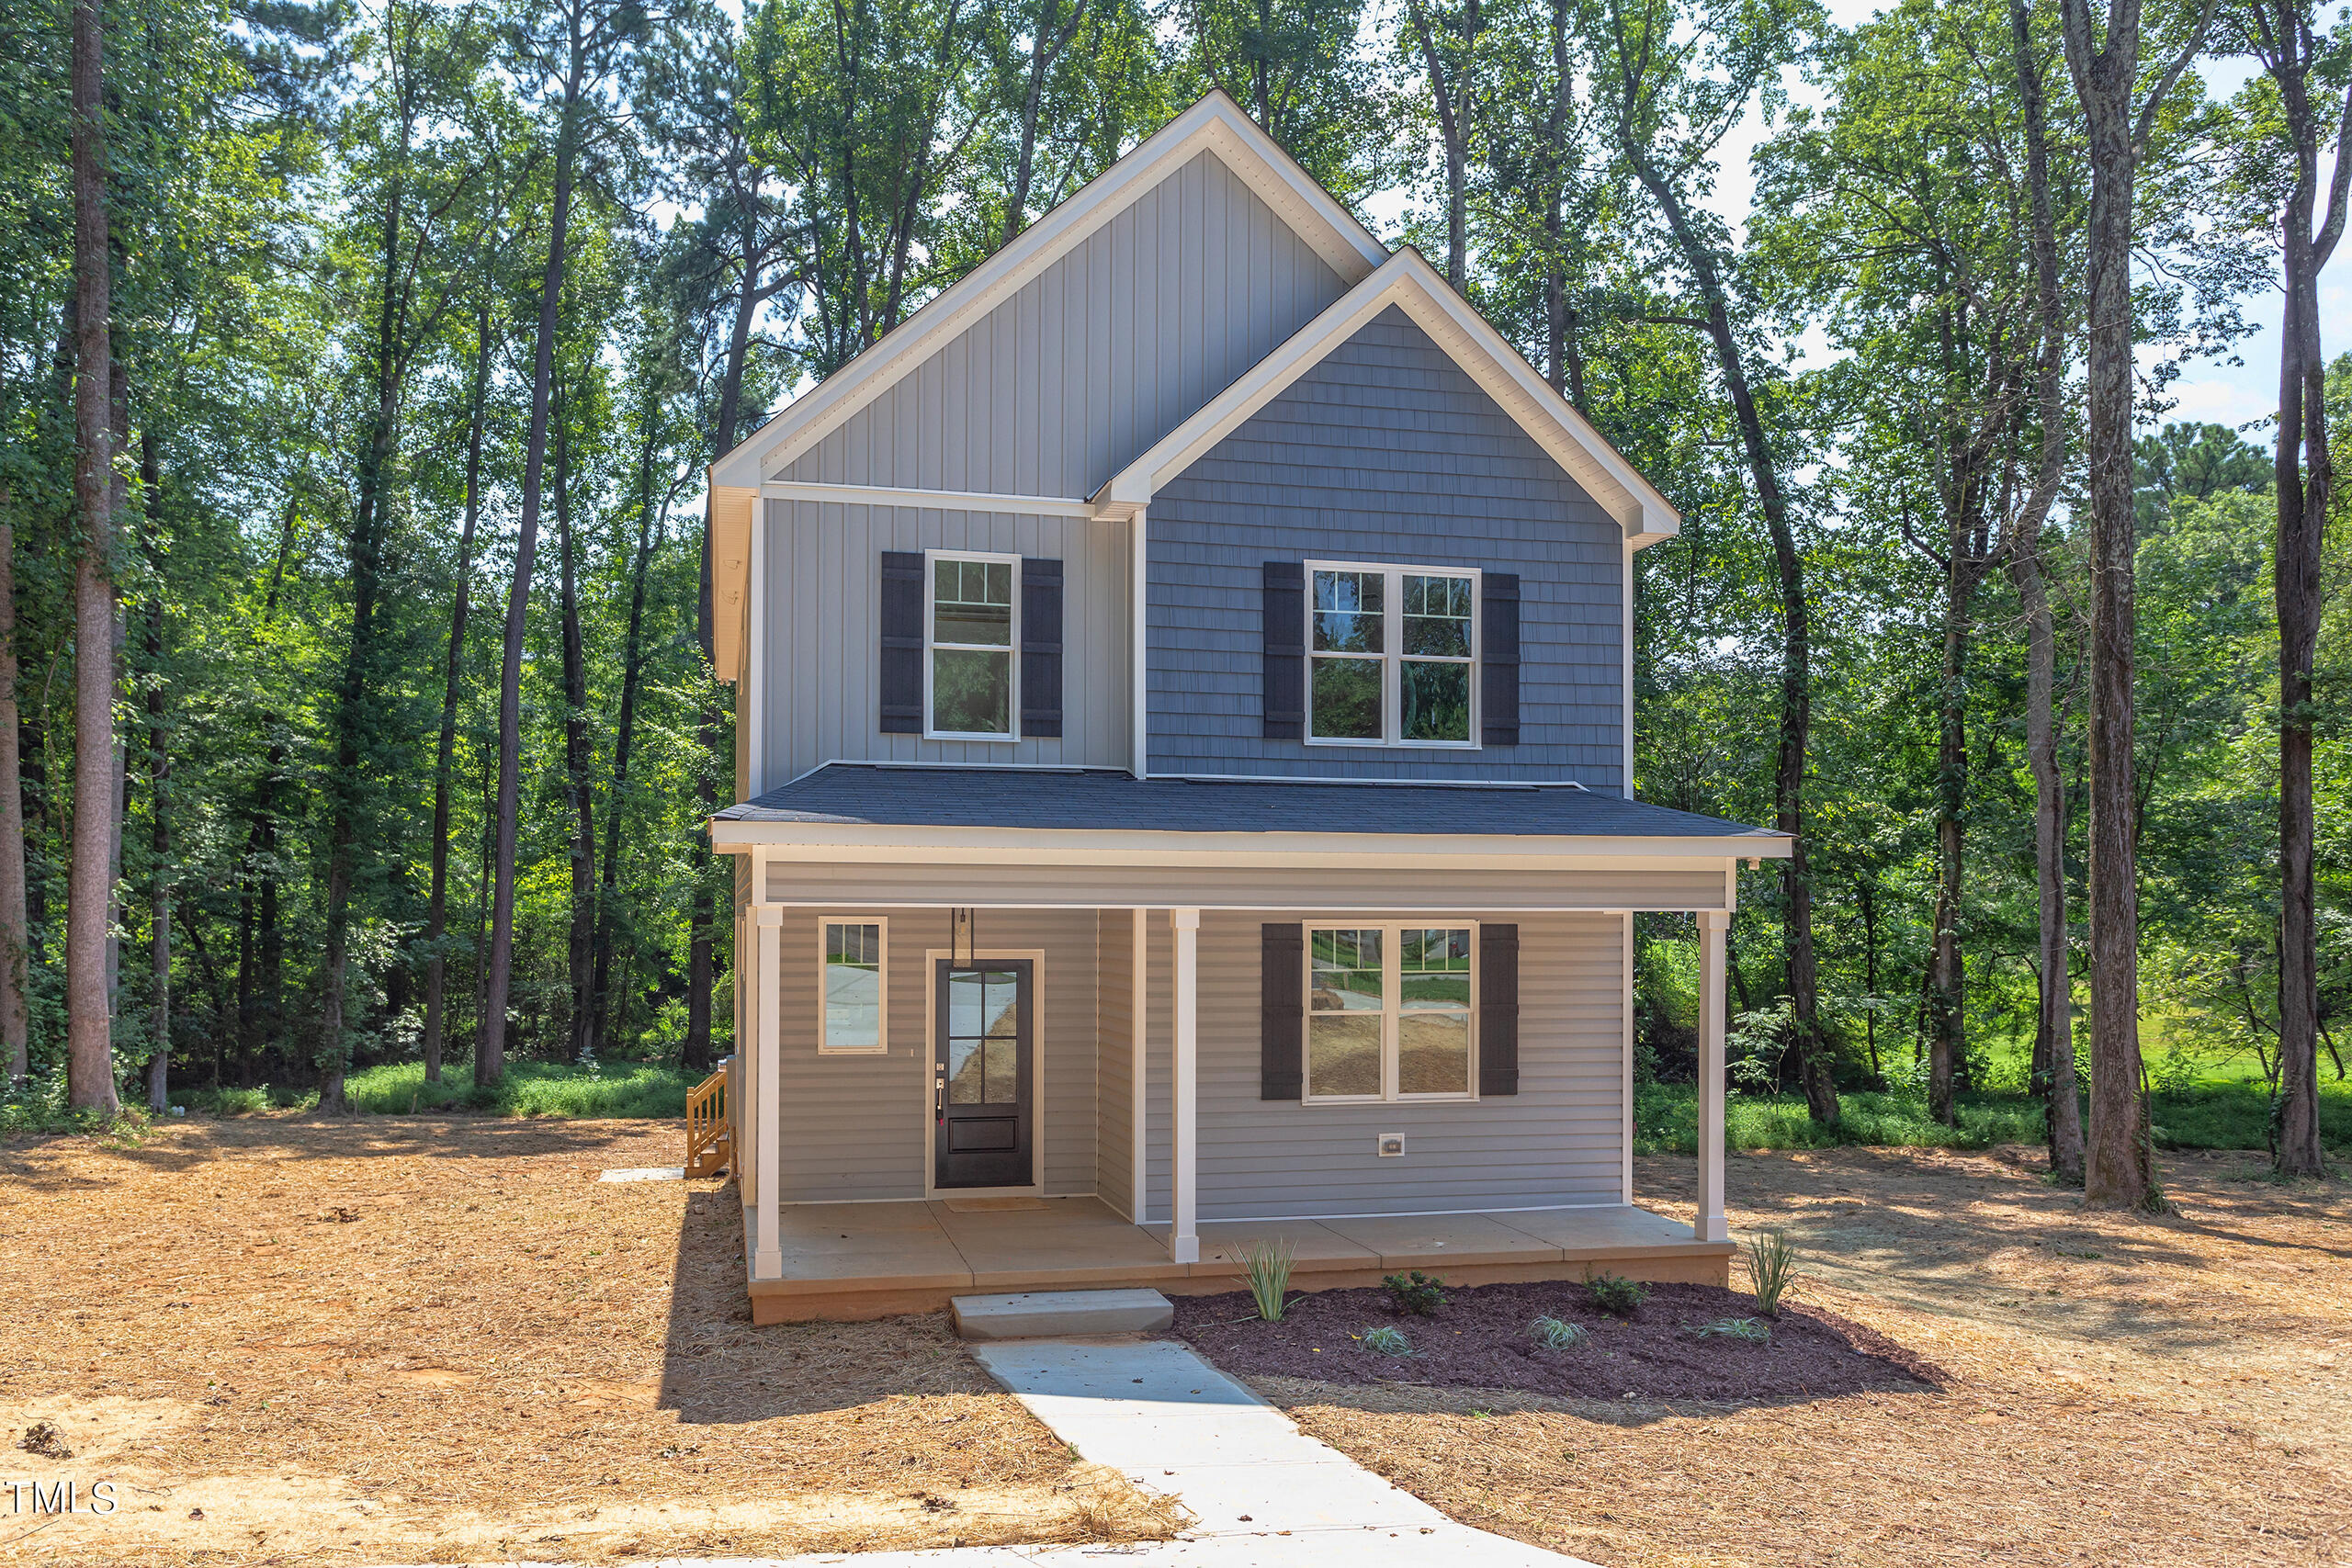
[{"x1": 715, "y1": 765, "x2": 1781, "y2": 840}]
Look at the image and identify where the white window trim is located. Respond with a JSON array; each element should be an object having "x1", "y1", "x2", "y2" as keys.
[
  {"x1": 923, "y1": 547, "x2": 1023, "y2": 743},
  {"x1": 817, "y1": 914, "x2": 889, "y2": 1055},
  {"x1": 1303, "y1": 558, "x2": 1481, "y2": 750},
  {"x1": 1302, "y1": 919, "x2": 1480, "y2": 1104}
]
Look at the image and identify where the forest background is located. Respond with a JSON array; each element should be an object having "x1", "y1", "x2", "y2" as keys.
[{"x1": 3, "y1": 0, "x2": 2346, "y2": 1180}]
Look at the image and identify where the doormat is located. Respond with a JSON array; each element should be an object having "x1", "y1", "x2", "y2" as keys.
[{"x1": 943, "y1": 1196, "x2": 1047, "y2": 1213}]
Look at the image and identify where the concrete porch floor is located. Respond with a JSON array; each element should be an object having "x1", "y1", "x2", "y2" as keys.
[{"x1": 744, "y1": 1197, "x2": 1732, "y2": 1323}]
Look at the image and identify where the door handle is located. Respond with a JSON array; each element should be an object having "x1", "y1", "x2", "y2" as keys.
[{"x1": 934, "y1": 1077, "x2": 945, "y2": 1122}]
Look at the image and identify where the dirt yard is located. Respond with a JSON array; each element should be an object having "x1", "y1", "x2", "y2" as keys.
[
  {"x1": 1250, "y1": 1147, "x2": 2351, "y2": 1568},
  {"x1": 0, "y1": 1115, "x2": 1174, "y2": 1566}
]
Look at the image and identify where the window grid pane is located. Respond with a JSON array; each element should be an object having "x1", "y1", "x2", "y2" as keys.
[
  {"x1": 1304, "y1": 566, "x2": 1476, "y2": 747},
  {"x1": 1305, "y1": 925, "x2": 1476, "y2": 1101}
]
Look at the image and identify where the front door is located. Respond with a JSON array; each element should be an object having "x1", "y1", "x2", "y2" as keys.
[{"x1": 933, "y1": 960, "x2": 1035, "y2": 1189}]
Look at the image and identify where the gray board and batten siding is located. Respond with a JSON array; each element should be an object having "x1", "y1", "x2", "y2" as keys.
[
  {"x1": 777, "y1": 151, "x2": 1345, "y2": 499},
  {"x1": 1147, "y1": 305, "x2": 1626, "y2": 788},
  {"x1": 757, "y1": 501, "x2": 1132, "y2": 785}
]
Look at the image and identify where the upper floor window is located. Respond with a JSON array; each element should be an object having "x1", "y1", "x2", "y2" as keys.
[
  {"x1": 1308, "y1": 561, "x2": 1477, "y2": 746},
  {"x1": 929, "y1": 552, "x2": 1018, "y2": 739}
]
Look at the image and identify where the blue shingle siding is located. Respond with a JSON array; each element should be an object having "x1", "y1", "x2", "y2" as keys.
[{"x1": 1145, "y1": 306, "x2": 1626, "y2": 785}]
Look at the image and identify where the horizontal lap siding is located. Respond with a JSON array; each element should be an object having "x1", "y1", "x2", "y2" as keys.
[
  {"x1": 763, "y1": 860, "x2": 1727, "y2": 911},
  {"x1": 1193, "y1": 909, "x2": 1626, "y2": 1218},
  {"x1": 763, "y1": 501, "x2": 1129, "y2": 784},
  {"x1": 781, "y1": 152, "x2": 1343, "y2": 500},
  {"x1": 768, "y1": 907, "x2": 1100, "y2": 1203},
  {"x1": 1147, "y1": 308, "x2": 1625, "y2": 787}
]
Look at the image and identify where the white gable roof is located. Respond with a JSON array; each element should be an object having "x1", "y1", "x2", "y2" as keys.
[
  {"x1": 707, "y1": 90, "x2": 1385, "y2": 493},
  {"x1": 1094, "y1": 247, "x2": 1679, "y2": 544}
]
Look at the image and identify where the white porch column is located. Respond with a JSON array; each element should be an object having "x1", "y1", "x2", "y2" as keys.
[
  {"x1": 1695, "y1": 908, "x2": 1729, "y2": 1244},
  {"x1": 752, "y1": 898, "x2": 786, "y2": 1279},
  {"x1": 1170, "y1": 906, "x2": 1200, "y2": 1264}
]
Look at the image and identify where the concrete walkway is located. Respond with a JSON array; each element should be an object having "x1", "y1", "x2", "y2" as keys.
[{"x1": 398, "y1": 1339, "x2": 1600, "y2": 1567}]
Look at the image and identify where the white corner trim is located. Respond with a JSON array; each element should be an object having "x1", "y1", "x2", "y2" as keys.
[
  {"x1": 761, "y1": 481, "x2": 1094, "y2": 518},
  {"x1": 1094, "y1": 248, "x2": 1679, "y2": 544},
  {"x1": 1130, "y1": 508, "x2": 1149, "y2": 778},
  {"x1": 708, "y1": 92, "x2": 1385, "y2": 493}
]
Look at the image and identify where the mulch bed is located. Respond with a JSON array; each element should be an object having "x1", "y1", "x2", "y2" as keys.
[{"x1": 1170, "y1": 1279, "x2": 1943, "y2": 1402}]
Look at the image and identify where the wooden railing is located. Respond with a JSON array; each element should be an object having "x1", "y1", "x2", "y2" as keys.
[{"x1": 685, "y1": 1066, "x2": 730, "y2": 1178}]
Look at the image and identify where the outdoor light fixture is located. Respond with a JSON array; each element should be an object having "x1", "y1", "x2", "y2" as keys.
[{"x1": 952, "y1": 907, "x2": 975, "y2": 966}]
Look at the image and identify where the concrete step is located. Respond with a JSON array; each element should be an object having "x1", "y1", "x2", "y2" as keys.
[{"x1": 952, "y1": 1287, "x2": 1174, "y2": 1340}]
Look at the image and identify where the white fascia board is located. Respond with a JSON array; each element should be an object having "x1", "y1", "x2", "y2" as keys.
[
  {"x1": 1095, "y1": 248, "x2": 1681, "y2": 545},
  {"x1": 706, "y1": 91, "x2": 1387, "y2": 494},
  {"x1": 759, "y1": 480, "x2": 1095, "y2": 518},
  {"x1": 705, "y1": 820, "x2": 1791, "y2": 862}
]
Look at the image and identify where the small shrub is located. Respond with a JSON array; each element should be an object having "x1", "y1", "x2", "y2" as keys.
[
  {"x1": 1694, "y1": 1316, "x2": 1771, "y2": 1343},
  {"x1": 1744, "y1": 1229, "x2": 1796, "y2": 1317},
  {"x1": 1238, "y1": 1239, "x2": 1295, "y2": 1323},
  {"x1": 1361, "y1": 1325, "x2": 1412, "y2": 1357},
  {"x1": 1530, "y1": 1314, "x2": 1589, "y2": 1349},
  {"x1": 1583, "y1": 1271, "x2": 1649, "y2": 1317},
  {"x1": 1382, "y1": 1270, "x2": 1449, "y2": 1315}
]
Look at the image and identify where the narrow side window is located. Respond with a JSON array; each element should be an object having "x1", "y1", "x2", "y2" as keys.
[{"x1": 820, "y1": 918, "x2": 888, "y2": 1054}]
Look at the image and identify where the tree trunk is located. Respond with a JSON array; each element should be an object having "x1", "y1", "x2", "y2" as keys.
[
  {"x1": 1927, "y1": 576, "x2": 1969, "y2": 1124},
  {"x1": 2256, "y1": 0, "x2": 2346, "y2": 1179},
  {"x1": 1406, "y1": 0, "x2": 1476, "y2": 289},
  {"x1": 1620, "y1": 134, "x2": 1837, "y2": 1127},
  {"x1": 0, "y1": 510, "x2": 28, "y2": 1082},
  {"x1": 145, "y1": 588, "x2": 167, "y2": 1113},
  {"x1": 554, "y1": 389, "x2": 595, "y2": 1064},
  {"x1": 318, "y1": 161, "x2": 411, "y2": 1116},
  {"x1": 2011, "y1": 0, "x2": 2083, "y2": 1182},
  {"x1": 66, "y1": 0, "x2": 119, "y2": 1114},
  {"x1": 2059, "y1": 0, "x2": 2172, "y2": 1210},
  {"x1": 141, "y1": 428, "x2": 168, "y2": 1114},
  {"x1": 424, "y1": 298, "x2": 493, "y2": 1083},
  {"x1": 481, "y1": 73, "x2": 584, "y2": 1085},
  {"x1": 588, "y1": 401, "x2": 667, "y2": 1058}
]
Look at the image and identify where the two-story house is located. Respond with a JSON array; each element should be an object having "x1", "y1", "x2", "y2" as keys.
[{"x1": 703, "y1": 92, "x2": 1784, "y2": 1324}]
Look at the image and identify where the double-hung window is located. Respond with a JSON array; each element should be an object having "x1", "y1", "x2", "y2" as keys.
[
  {"x1": 1304, "y1": 923, "x2": 1476, "y2": 1100},
  {"x1": 927, "y1": 552, "x2": 1019, "y2": 739},
  {"x1": 819, "y1": 917, "x2": 888, "y2": 1054},
  {"x1": 1307, "y1": 562, "x2": 1477, "y2": 745}
]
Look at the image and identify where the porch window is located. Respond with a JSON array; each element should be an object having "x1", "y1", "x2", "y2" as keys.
[
  {"x1": 1305, "y1": 924, "x2": 1476, "y2": 1100},
  {"x1": 820, "y1": 918, "x2": 888, "y2": 1054},
  {"x1": 1306, "y1": 562, "x2": 1477, "y2": 746},
  {"x1": 928, "y1": 552, "x2": 1018, "y2": 739}
]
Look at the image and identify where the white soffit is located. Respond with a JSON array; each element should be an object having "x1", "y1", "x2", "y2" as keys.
[
  {"x1": 1093, "y1": 248, "x2": 1681, "y2": 546},
  {"x1": 705, "y1": 91, "x2": 1388, "y2": 494}
]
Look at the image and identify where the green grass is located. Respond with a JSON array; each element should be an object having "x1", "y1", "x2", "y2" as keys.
[
  {"x1": 1634, "y1": 1077, "x2": 2352, "y2": 1155},
  {"x1": 183, "y1": 1059, "x2": 702, "y2": 1120}
]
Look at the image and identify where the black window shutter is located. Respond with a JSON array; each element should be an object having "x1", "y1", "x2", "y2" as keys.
[
  {"x1": 1021, "y1": 558, "x2": 1064, "y2": 737},
  {"x1": 1479, "y1": 923, "x2": 1520, "y2": 1096},
  {"x1": 1261, "y1": 922, "x2": 1304, "y2": 1100},
  {"x1": 878, "y1": 550, "x2": 925, "y2": 734},
  {"x1": 1482, "y1": 572, "x2": 1521, "y2": 747},
  {"x1": 1262, "y1": 561, "x2": 1305, "y2": 739}
]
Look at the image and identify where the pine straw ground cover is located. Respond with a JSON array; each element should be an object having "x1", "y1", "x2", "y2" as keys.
[
  {"x1": 1230, "y1": 1147, "x2": 2351, "y2": 1568},
  {"x1": 0, "y1": 1115, "x2": 1177, "y2": 1566}
]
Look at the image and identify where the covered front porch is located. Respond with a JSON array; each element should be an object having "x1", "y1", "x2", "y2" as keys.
[
  {"x1": 744, "y1": 1194, "x2": 1731, "y2": 1324},
  {"x1": 712, "y1": 766, "x2": 1782, "y2": 1324}
]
